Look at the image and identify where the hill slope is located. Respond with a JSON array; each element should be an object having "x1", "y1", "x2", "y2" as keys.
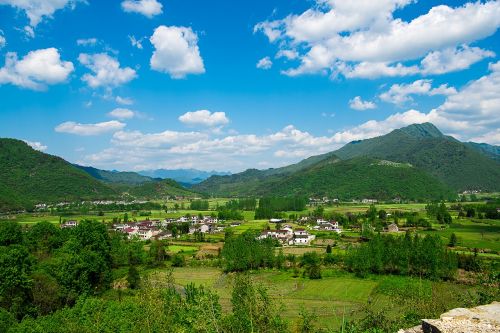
[
  {"x1": 127, "y1": 178, "x2": 196, "y2": 199},
  {"x1": 193, "y1": 153, "x2": 342, "y2": 195},
  {"x1": 0, "y1": 139, "x2": 116, "y2": 210},
  {"x1": 333, "y1": 123, "x2": 500, "y2": 191},
  {"x1": 75, "y1": 164, "x2": 155, "y2": 185},
  {"x1": 263, "y1": 157, "x2": 455, "y2": 201},
  {"x1": 464, "y1": 142, "x2": 500, "y2": 162},
  {"x1": 138, "y1": 169, "x2": 231, "y2": 184},
  {"x1": 195, "y1": 155, "x2": 454, "y2": 200}
]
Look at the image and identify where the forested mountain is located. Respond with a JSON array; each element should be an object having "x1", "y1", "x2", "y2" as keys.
[
  {"x1": 127, "y1": 178, "x2": 196, "y2": 199},
  {"x1": 74, "y1": 164, "x2": 156, "y2": 185},
  {"x1": 0, "y1": 139, "x2": 116, "y2": 210},
  {"x1": 0, "y1": 139, "x2": 198, "y2": 211},
  {"x1": 138, "y1": 168, "x2": 231, "y2": 184},
  {"x1": 195, "y1": 156, "x2": 454, "y2": 200},
  {"x1": 464, "y1": 142, "x2": 500, "y2": 162},
  {"x1": 333, "y1": 123, "x2": 500, "y2": 191},
  {"x1": 194, "y1": 123, "x2": 500, "y2": 198},
  {"x1": 193, "y1": 152, "x2": 342, "y2": 195}
]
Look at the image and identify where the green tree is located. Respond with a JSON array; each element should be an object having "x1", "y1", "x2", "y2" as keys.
[
  {"x1": 326, "y1": 244, "x2": 332, "y2": 254},
  {"x1": 0, "y1": 221, "x2": 23, "y2": 246},
  {"x1": 127, "y1": 265, "x2": 140, "y2": 289},
  {"x1": 449, "y1": 233, "x2": 458, "y2": 247},
  {"x1": 0, "y1": 245, "x2": 34, "y2": 319}
]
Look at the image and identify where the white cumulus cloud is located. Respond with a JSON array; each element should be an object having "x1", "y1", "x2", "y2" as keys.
[
  {"x1": 0, "y1": 0, "x2": 83, "y2": 37},
  {"x1": 421, "y1": 45, "x2": 495, "y2": 75},
  {"x1": 380, "y1": 79, "x2": 457, "y2": 106},
  {"x1": 0, "y1": 48, "x2": 74, "y2": 90},
  {"x1": 256, "y1": 1, "x2": 500, "y2": 79},
  {"x1": 24, "y1": 140, "x2": 47, "y2": 151},
  {"x1": 79, "y1": 53, "x2": 137, "y2": 89},
  {"x1": 116, "y1": 96, "x2": 134, "y2": 105},
  {"x1": 256, "y1": 56, "x2": 272, "y2": 70},
  {"x1": 349, "y1": 96, "x2": 376, "y2": 111},
  {"x1": 108, "y1": 108, "x2": 136, "y2": 120},
  {"x1": 128, "y1": 35, "x2": 145, "y2": 49},
  {"x1": 55, "y1": 120, "x2": 126, "y2": 136},
  {"x1": 179, "y1": 110, "x2": 229, "y2": 127},
  {"x1": 76, "y1": 38, "x2": 98, "y2": 47},
  {"x1": 121, "y1": 0, "x2": 162, "y2": 18},
  {"x1": 150, "y1": 25, "x2": 205, "y2": 79}
]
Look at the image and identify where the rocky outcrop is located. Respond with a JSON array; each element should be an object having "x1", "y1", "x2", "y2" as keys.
[{"x1": 399, "y1": 302, "x2": 500, "y2": 333}]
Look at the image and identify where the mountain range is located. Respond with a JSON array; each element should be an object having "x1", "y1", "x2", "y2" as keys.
[
  {"x1": 138, "y1": 169, "x2": 231, "y2": 185},
  {"x1": 1, "y1": 123, "x2": 499, "y2": 211},
  {"x1": 193, "y1": 123, "x2": 500, "y2": 199},
  {"x1": 0, "y1": 139, "x2": 196, "y2": 211}
]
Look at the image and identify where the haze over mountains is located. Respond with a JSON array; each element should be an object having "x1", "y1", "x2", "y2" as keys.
[
  {"x1": 1, "y1": 123, "x2": 499, "y2": 211},
  {"x1": 138, "y1": 169, "x2": 231, "y2": 185}
]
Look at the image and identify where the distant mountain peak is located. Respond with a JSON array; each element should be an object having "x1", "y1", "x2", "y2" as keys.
[{"x1": 398, "y1": 122, "x2": 444, "y2": 138}]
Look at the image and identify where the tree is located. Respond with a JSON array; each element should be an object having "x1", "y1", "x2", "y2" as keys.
[
  {"x1": 172, "y1": 254, "x2": 185, "y2": 267},
  {"x1": 0, "y1": 221, "x2": 23, "y2": 246},
  {"x1": 0, "y1": 245, "x2": 34, "y2": 319},
  {"x1": 226, "y1": 274, "x2": 287, "y2": 332},
  {"x1": 301, "y1": 252, "x2": 322, "y2": 279},
  {"x1": 449, "y1": 233, "x2": 458, "y2": 247},
  {"x1": 127, "y1": 265, "x2": 140, "y2": 289},
  {"x1": 326, "y1": 244, "x2": 332, "y2": 254}
]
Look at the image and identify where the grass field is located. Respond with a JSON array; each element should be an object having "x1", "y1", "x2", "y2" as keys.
[
  {"x1": 159, "y1": 266, "x2": 483, "y2": 330},
  {"x1": 418, "y1": 219, "x2": 500, "y2": 252}
]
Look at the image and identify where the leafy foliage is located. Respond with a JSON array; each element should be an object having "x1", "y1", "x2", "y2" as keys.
[{"x1": 345, "y1": 233, "x2": 458, "y2": 280}]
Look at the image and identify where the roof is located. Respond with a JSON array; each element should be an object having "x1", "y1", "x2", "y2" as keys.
[{"x1": 295, "y1": 235, "x2": 309, "y2": 239}]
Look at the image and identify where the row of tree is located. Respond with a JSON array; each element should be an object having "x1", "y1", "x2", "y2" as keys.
[
  {"x1": 345, "y1": 233, "x2": 457, "y2": 280},
  {"x1": 254, "y1": 197, "x2": 307, "y2": 219}
]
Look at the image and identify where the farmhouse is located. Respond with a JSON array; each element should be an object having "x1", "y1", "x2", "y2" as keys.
[
  {"x1": 293, "y1": 229, "x2": 315, "y2": 245},
  {"x1": 61, "y1": 220, "x2": 78, "y2": 228}
]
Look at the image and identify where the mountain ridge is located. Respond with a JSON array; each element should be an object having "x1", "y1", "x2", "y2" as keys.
[{"x1": 194, "y1": 123, "x2": 500, "y2": 197}]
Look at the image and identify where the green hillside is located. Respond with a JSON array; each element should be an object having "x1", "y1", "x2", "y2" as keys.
[
  {"x1": 195, "y1": 155, "x2": 455, "y2": 200},
  {"x1": 74, "y1": 164, "x2": 155, "y2": 185},
  {"x1": 193, "y1": 152, "x2": 341, "y2": 195},
  {"x1": 333, "y1": 123, "x2": 500, "y2": 192},
  {"x1": 262, "y1": 157, "x2": 456, "y2": 201},
  {"x1": 195, "y1": 123, "x2": 500, "y2": 198},
  {"x1": 464, "y1": 142, "x2": 500, "y2": 162},
  {"x1": 0, "y1": 139, "x2": 116, "y2": 210},
  {"x1": 128, "y1": 178, "x2": 196, "y2": 199}
]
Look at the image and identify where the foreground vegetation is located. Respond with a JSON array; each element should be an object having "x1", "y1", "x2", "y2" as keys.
[{"x1": 1, "y1": 195, "x2": 499, "y2": 332}]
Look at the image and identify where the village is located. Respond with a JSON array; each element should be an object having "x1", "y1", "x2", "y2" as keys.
[{"x1": 60, "y1": 215, "x2": 348, "y2": 246}]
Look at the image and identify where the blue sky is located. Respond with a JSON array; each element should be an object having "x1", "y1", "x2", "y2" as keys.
[{"x1": 0, "y1": 0, "x2": 499, "y2": 172}]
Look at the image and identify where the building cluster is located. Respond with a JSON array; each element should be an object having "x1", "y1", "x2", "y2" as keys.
[
  {"x1": 312, "y1": 219, "x2": 342, "y2": 233},
  {"x1": 112, "y1": 215, "x2": 224, "y2": 240},
  {"x1": 258, "y1": 225, "x2": 316, "y2": 245},
  {"x1": 309, "y1": 197, "x2": 339, "y2": 205}
]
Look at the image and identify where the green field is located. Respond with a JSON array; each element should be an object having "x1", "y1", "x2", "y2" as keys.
[
  {"x1": 419, "y1": 219, "x2": 500, "y2": 252},
  {"x1": 159, "y1": 266, "x2": 485, "y2": 330}
]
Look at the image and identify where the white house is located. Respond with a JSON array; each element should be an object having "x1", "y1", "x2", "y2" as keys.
[{"x1": 61, "y1": 220, "x2": 78, "y2": 228}]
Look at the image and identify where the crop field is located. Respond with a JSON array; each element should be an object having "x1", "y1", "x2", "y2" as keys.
[
  {"x1": 159, "y1": 266, "x2": 480, "y2": 330},
  {"x1": 418, "y1": 219, "x2": 500, "y2": 252}
]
